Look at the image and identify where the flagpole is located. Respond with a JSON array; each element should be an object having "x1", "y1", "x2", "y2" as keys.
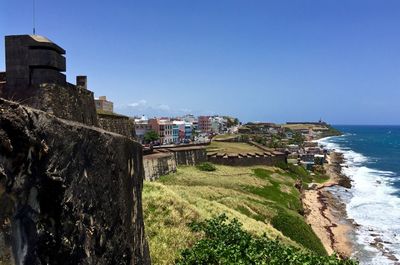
[{"x1": 33, "y1": 0, "x2": 36, "y2": 35}]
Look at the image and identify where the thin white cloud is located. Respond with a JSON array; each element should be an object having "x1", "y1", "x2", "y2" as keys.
[
  {"x1": 179, "y1": 108, "x2": 192, "y2": 113},
  {"x1": 129, "y1": 99, "x2": 147, "y2": 107},
  {"x1": 120, "y1": 100, "x2": 206, "y2": 117},
  {"x1": 155, "y1": 104, "x2": 170, "y2": 111}
]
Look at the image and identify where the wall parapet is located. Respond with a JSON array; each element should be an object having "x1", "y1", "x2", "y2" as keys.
[
  {"x1": 143, "y1": 153, "x2": 176, "y2": 181},
  {"x1": 207, "y1": 150, "x2": 286, "y2": 167},
  {"x1": 97, "y1": 112, "x2": 135, "y2": 138}
]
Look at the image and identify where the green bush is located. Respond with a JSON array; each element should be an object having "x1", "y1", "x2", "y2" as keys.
[
  {"x1": 196, "y1": 162, "x2": 217, "y2": 172},
  {"x1": 288, "y1": 164, "x2": 310, "y2": 179},
  {"x1": 271, "y1": 208, "x2": 327, "y2": 256},
  {"x1": 276, "y1": 161, "x2": 289, "y2": 170},
  {"x1": 176, "y1": 215, "x2": 358, "y2": 265}
]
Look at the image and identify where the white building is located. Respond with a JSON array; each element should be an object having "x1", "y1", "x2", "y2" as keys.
[
  {"x1": 134, "y1": 115, "x2": 151, "y2": 144},
  {"x1": 210, "y1": 116, "x2": 227, "y2": 134}
]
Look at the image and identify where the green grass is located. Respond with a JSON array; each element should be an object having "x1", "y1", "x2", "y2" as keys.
[
  {"x1": 271, "y1": 208, "x2": 327, "y2": 256},
  {"x1": 249, "y1": 168, "x2": 302, "y2": 212},
  {"x1": 196, "y1": 162, "x2": 216, "y2": 171},
  {"x1": 142, "y1": 182, "x2": 201, "y2": 265},
  {"x1": 280, "y1": 163, "x2": 329, "y2": 185},
  {"x1": 206, "y1": 141, "x2": 263, "y2": 154},
  {"x1": 143, "y1": 165, "x2": 328, "y2": 264}
]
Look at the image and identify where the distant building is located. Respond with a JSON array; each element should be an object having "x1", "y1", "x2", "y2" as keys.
[
  {"x1": 173, "y1": 121, "x2": 186, "y2": 143},
  {"x1": 210, "y1": 116, "x2": 227, "y2": 134},
  {"x1": 182, "y1": 114, "x2": 197, "y2": 123},
  {"x1": 149, "y1": 118, "x2": 174, "y2": 145},
  {"x1": 198, "y1": 116, "x2": 211, "y2": 133},
  {"x1": 95, "y1": 96, "x2": 114, "y2": 113},
  {"x1": 172, "y1": 124, "x2": 180, "y2": 143},
  {"x1": 134, "y1": 115, "x2": 151, "y2": 143},
  {"x1": 184, "y1": 123, "x2": 193, "y2": 140}
]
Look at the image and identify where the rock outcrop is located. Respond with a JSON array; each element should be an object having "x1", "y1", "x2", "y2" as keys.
[{"x1": 0, "y1": 98, "x2": 150, "y2": 264}]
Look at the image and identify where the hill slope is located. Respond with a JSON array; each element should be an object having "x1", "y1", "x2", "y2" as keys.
[{"x1": 143, "y1": 165, "x2": 328, "y2": 264}]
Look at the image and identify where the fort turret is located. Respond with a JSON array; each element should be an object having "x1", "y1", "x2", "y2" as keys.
[
  {"x1": 5, "y1": 35, "x2": 66, "y2": 92},
  {"x1": 0, "y1": 34, "x2": 98, "y2": 126}
]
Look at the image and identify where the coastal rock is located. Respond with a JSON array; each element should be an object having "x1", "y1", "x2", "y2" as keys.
[
  {"x1": 337, "y1": 176, "x2": 352, "y2": 189},
  {"x1": 0, "y1": 98, "x2": 150, "y2": 264}
]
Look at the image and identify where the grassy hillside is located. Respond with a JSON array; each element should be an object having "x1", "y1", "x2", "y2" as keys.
[
  {"x1": 206, "y1": 141, "x2": 263, "y2": 154},
  {"x1": 143, "y1": 165, "x2": 328, "y2": 264}
]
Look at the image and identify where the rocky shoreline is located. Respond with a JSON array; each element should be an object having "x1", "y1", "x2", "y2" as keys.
[
  {"x1": 302, "y1": 151, "x2": 354, "y2": 259},
  {"x1": 305, "y1": 139, "x2": 400, "y2": 264}
]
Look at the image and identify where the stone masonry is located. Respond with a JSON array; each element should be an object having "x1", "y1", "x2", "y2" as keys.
[{"x1": 0, "y1": 35, "x2": 98, "y2": 126}]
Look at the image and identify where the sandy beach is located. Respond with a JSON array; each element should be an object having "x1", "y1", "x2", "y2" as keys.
[{"x1": 302, "y1": 152, "x2": 354, "y2": 258}]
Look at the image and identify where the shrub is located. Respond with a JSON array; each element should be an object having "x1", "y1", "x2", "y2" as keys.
[
  {"x1": 196, "y1": 162, "x2": 216, "y2": 172},
  {"x1": 288, "y1": 164, "x2": 309, "y2": 179},
  {"x1": 176, "y1": 214, "x2": 358, "y2": 265},
  {"x1": 271, "y1": 208, "x2": 327, "y2": 256},
  {"x1": 276, "y1": 161, "x2": 289, "y2": 170}
]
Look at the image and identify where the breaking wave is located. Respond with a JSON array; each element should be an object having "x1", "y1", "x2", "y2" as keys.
[{"x1": 318, "y1": 136, "x2": 400, "y2": 264}]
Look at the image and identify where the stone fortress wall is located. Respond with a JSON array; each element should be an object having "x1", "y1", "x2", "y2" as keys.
[
  {"x1": 207, "y1": 152, "x2": 286, "y2": 166},
  {"x1": 143, "y1": 146, "x2": 207, "y2": 180},
  {"x1": 207, "y1": 141, "x2": 287, "y2": 167},
  {"x1": 0, "y1": 35, "x2": 150, "y2": 264},
  {"x1": 143, "y1": 152, "x2": 177, "y2": 181},
  {"x1": 97, "y1": 112, "x2": 135, "y2": 138},
  {"x1": 143, "y1": 143, "x2": 286, "y2": 180},
  {"x1": 0, "y1": 99, "x2": 150, "y2": 264},
  {"x1": 1, "y1": 35, "x2": 98, "y2": 126}
]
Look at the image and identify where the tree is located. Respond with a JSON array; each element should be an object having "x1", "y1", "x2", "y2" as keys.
[
  {"x1": 144, "y1": 130, "x2": 159, "y2": 143},
  {"x1": 290, "y1": 131, "x2": 305, "y2": 145},
  {"x1": 225, "y1": 116, "x2": 240, "y2": 128}
]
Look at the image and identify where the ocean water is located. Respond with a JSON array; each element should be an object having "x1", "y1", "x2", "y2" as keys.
[{"x1": 318, "y1": 125, "x2": 400, "y2": 265}]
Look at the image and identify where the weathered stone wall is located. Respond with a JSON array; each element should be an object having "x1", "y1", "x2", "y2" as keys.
[
  {"x1": 207, "y1": 153, "x2": 286, "y2": 167},
  {"x1": 0, "y1": 98, "x2": 150, "y2": 265},
  {"x1": 36, "y1": 83, "x2": 98, "y2": 126},
  {"x1": 97, "y1": 113, "x2": 135, "y2": 138},
  {"x1": 1, "y1": 82, "x2": 98, "y2": 126},
  {"x1": 143, "y1": 153, "x2": 176, "y2": 181},
  {"x1": 164, "y1": 147, "x2": 207, "y2": 166}
]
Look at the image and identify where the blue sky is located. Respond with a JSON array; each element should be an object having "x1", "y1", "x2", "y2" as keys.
[{"x1": 1, "y1": 0, "x2": 400, "y2": 124}]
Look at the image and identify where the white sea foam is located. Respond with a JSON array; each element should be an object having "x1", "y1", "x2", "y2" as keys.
[{"x1": 318, "y1": 136, "x2": 400, "y2": 264}]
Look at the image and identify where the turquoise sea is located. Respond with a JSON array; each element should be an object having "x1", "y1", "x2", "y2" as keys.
[{"x1": 319, "y1": 125, "x2": 400, "y2": 265}]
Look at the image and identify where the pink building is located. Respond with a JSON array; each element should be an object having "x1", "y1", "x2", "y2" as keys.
[
  {"x1": 148, "y1": 118, "x2": 173, "y2": 145},
  {"x1": 198, "y1": 116, "x2": 211, "y2": 133}
]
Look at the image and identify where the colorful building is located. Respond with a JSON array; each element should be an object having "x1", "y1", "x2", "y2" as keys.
[
  {"x1": 185, "y1": 123, "x2": 193, "y2": 140},
  {"x1": 134, "y1": 115, "x2": 151, "y2": 144},
  {"x1": 149, "y1": 118, "x2": 174, "y2": 145},
  {"x1": 198, "y1": 116, "x2": 211, "y2": 133},
  {"x1": 210, "y1": 116, "x2": 227, "y2": 134},
  {"x1": 172, "y1": 124, "x2": 179, "y2": 143}
]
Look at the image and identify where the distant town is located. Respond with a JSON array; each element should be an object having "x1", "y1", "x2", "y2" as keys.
[{"x1": 95, "y1": 95, "x2": 341, "y2": 172}]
